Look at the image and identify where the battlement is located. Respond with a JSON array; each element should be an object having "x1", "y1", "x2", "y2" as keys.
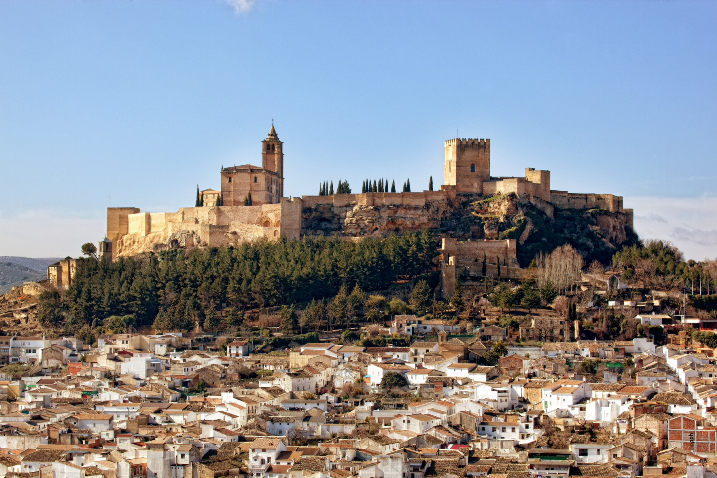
[{"x1": 444, "y1": 138, "x2": 490, "y2": 148}]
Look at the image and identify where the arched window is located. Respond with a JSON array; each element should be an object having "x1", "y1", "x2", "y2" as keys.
[
  {"x1": 271, "y1": 144, "x2": 275, "y2": 152},
  {"x1": 254, "y1": 176, "x2": 257, "y2": 183},
  {"x1": 471, "y1": 164, "x2": 475, "y2": 172}
]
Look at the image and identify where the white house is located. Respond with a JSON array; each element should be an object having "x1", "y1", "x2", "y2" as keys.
[
  {"x1": 367, "y1": 363, "x2": 412, "y2": 387},
  {"x1": 475, "y1": 383, "x2": 515, "y2": 411},
  {"x1": 391, "y1": 413, "x2": 442, "y2": 434},
  {"x1": 570, "y1": 442, "x2": 613, "y2": 464},
  {"x1": 248, "y1": 438, "x2": 286, "y2": 476},
  {"x1": 542, "y1": 380, "x2": 592, "y2": 413},
  {"x1": 74, "y1": 413, "x2": 113, "y2": 432},
  {"x1": 226, "y1": 340, "x2": 253, "y2": 357}
]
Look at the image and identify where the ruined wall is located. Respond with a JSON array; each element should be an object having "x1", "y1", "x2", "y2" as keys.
[
  {"x1": 107, "y1": 207, "x2": 141, "y2": 259},
  {"x1": 440, "y1": 238, "x2": 520, "y2": 297},
  {"x1": 110, "y1": 200, "x2": 303, "y2": 257},
  {"x1": 550, "y1": 191, "x2": 621, "y2": 212}
]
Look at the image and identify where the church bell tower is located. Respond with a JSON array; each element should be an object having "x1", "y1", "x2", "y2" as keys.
[{"x1": 262, "y1": 124, "x2": 284, "y2": 198}]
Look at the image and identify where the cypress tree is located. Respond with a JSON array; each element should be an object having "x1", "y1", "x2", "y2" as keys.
[
  {"x1": 195, "y1": 185, "x2": 201, "y2": 207},
  {"x1": 373, "y1": 180, "x2": 377, "y2": 193},
  {"x1": 402, "y1": 182, "x2": 407, "y2": 192},
  {"x1": 481, "y1": 253, "x2": 487, "y2": 276},
  {"x1": 496, "y1": 256, "x2": 500, "y2": 277},
  {"x1": 329, "y1": 181, "x2": 334, "y2": 195},
  {"x1": 362, "y1": 180, "x2": 366, "y2": 193},
  {"x1": 406, "y1": 178, "x2": 411, "y2": 192},
  {"x1": 337, "y1": 179, "x2": 342, "y2": 194},
  {"x1": 391, "y1": 180, "x2": 396, "y2": 193},
  {"x1": 320, "y1": 183, "x2": 324, "y2": 195},
  {"x1": 379, "y1": 179, "x2": 384, "y2": 193},
  {"x1": 429, "y1": 176, "x2": 433, "y2": 191}
]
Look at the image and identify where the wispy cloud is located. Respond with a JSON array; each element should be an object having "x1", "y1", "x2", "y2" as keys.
[
  {"x1": 671, "y1": 227, "x2": 717, "y2": 247},
  {"x1": 635, "y1": 213, "x2": 667, "y2": 223},
  {"x1": 225, "y1": 0, "x2": 256, "y2": 14}
]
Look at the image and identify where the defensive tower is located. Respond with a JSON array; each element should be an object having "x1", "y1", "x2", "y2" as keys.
[{"x1": 444, "y1": 138, "x2": 490, "y2": 194}]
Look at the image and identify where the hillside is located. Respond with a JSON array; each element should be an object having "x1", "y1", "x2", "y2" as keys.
[
  {"x1": 302, "y1": 193, "x2": 637, "y2": 267},
  {"x1": 0, "y1": 262, "x2": 47, "y2": 295},
  {"x1": 0, "y1": 256, "x2": 62, "y2": 272}
]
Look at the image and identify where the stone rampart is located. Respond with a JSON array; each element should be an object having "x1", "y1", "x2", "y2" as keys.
[
  {"x1": 301, "y1": 190, "x2": 454, "y2": 209},
  {"x1": 111, "y1": 200, "x2": 304, "y2": 257},
  {"x1": 550, "y1": 191, "x2": 623, "y2": 213}
]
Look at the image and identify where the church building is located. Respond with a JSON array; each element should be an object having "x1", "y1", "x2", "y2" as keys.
[{"x1": 220, "y1": 125, "x2": 285, "y2": 206}]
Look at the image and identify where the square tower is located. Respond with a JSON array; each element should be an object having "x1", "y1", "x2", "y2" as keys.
[{"x1": 444, "y1": 138, "x2": 490, "y2": 194}]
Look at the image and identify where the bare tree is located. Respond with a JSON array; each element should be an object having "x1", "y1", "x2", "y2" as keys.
[{"x1": 535, "y1": 245, "x2": 584, "y2": 294}]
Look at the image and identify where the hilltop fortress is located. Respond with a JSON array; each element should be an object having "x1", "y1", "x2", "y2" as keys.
[{"x1": 103, "y1": 126, "x2": 634, "y2": 297}]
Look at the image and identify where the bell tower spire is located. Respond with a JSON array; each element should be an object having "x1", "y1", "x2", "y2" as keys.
[{"x1": 261, "y1": 122, "x2": 284, "y2": 199}]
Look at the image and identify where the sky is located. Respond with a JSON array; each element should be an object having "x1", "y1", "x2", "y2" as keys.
[{"x1": 0, "y1": 0, "x2": 715, "y2": 260}]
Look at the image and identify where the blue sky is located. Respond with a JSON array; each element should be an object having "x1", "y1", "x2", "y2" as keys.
[{"x1": 1, "y1": 0, "x2": 715, "y2": 260}]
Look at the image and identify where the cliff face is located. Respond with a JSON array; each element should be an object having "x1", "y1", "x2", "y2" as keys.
[
  {"x1": 302, "y1": 201, "x2": 455, "y2": 237},
  {"x1": 301, "y1": 193, "x2": 637, "y2": 266}
]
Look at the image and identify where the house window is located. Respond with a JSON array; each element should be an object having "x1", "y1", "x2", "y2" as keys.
[
  {"x1": 471, "y1": 164, "x2": 475, "y2": 172},
  {"x1": 254, "y1": 176, "x2": 258, "y2": 183},
  {"x1": 228, "y1": 177, "x2": 232, "y2": 183},
  {"x1": 579, "y1": 449, "x2": 588, "y2": 456}
]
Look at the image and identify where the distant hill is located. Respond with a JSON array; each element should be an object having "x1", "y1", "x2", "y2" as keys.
[
  {"x1": 0, "y1": 262, "x2": 48, "y2": 295},
  {"x1": 0, "y1": 256, "x2": 63, "y2": 272}
]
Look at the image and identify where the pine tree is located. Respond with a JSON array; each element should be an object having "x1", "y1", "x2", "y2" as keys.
[
  {"x1": 429, "y1": 176, "x2": 433, "y2": 191},
  {"x1": 391, "y1": 180, "x2": 396, "y2": 193},
  {"x1": 195, "y1": 185, "x2": 201, "y2": 207},
  {"x1": 329, "y1": 181, "x2": 334, "y2": 195}
]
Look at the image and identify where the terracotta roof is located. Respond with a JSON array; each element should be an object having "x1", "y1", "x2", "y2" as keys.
[{"x1": 250, "y1": 438, "x2": 283, "y2": 450}]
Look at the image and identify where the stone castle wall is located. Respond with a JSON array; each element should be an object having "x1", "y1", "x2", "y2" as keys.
[{"x1": 111, "y1": 198, "x2": 302, "y2": 257}]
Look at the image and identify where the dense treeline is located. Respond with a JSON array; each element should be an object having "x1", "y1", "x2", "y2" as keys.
[
  {"x1": 614, "y1": 239, "x2": 717, "y2": 292},
  {"x1": 40, "y1": 231, "x2": 437, "y2": 333}
]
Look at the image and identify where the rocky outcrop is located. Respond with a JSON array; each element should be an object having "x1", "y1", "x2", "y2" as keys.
[
  {"x1": 301, "y1": 192, "x2": 637, "y2": 266},
  {"x1": 302, "y1": 200, "x2": 452, "y2": 237}
]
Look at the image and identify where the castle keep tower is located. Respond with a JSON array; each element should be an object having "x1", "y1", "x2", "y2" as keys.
[
  {"x1": 220, "y1": 125, "x2": 285, "y2": 206},
  {"x1": 444, "y1": 138, "x2": 490, "y2": 194}
]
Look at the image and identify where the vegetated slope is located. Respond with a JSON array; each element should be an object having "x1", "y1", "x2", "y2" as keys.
[
  {"x1": 301, "y1": 193, "x2": 638, "y2": 267},
  {"x1": 0, "y1": 256, "x2": 62, "y2": 272},
  {"x1": 435, "y1": 194, "x2": 639, "y2": 267},
  {"x1": 38, "y1": 231, "x2": 437, "y2": 334},
  {"x1": 0, "y1": 262, "x2": 46, "y2": 294}
]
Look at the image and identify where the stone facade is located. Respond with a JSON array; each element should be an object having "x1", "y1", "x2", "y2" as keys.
[
  {"x1": 220, "y1": 125, "x2": 284, "y2": 206},
  {"x1": 47, "y1": 258, "x2": 78, "y2": 290}
]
